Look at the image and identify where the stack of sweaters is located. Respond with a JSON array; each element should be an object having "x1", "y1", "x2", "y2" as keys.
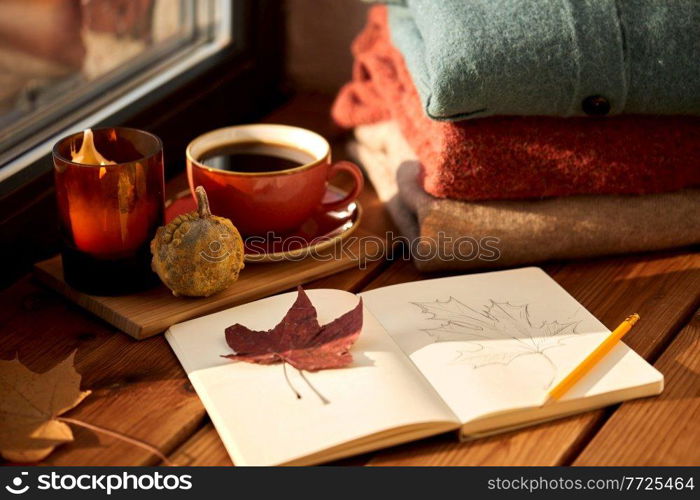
[{"x1": 332, "y1": 3, "x2": 700, "y2": 271}]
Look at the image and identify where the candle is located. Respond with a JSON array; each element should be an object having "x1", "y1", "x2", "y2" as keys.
[{"x1": 53, "y1": 127, "x2": 165, "y2": 295}]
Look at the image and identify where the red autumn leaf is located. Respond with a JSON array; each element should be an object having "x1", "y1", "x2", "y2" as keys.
[{"x1": 223, "y1": 286, "x2": 363, "y2": 372}]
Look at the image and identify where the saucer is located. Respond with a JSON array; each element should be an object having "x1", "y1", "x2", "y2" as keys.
[{"x1": 165, "y1": 186, "x2": 362, "y2": 263}]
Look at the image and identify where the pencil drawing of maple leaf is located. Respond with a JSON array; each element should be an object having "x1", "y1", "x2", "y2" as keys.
[{"x1": 412, "y1": 298, "x2": 580, "y2": 387}]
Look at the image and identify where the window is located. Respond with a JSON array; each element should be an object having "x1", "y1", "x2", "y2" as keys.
[{"x1": 0, "y1": 0, "x2": 232, "y2": 183}]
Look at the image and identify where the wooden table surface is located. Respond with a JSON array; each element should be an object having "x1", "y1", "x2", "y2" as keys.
[{"x1": 1, "y1": 95, "x2": 698, "y2": 466}]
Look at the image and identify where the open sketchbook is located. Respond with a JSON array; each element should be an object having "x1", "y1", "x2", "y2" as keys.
[{"x1": 166, "y1": 267, "x2": 663, "y2": 466}]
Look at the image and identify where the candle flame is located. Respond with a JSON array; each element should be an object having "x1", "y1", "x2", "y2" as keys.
[{"x1": 70, "y1": 129, "x2": 117, "y2": 167}]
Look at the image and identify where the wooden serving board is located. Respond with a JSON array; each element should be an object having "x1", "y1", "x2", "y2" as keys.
[{"x1": 34, "y1": 230, "x2": 370, "y2": 340}]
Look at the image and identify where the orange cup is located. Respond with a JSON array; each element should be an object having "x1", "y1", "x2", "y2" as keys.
[{"x1": 186, "y1": 124, "x2": 363, "y2": 236}]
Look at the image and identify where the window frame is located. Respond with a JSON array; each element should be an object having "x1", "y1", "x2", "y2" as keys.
[{"x1": 0, "y1": 0, "x2": 258, "y2": 194}]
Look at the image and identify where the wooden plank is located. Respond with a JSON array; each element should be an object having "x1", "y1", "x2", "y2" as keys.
[
  {"x1": 361, "y1": 258, "x2": 432, "y2": 291},
  {"x1": 169, "y1": 425, "x2": 234, "y2": 466},
  {"x1": 573, "y1": 310, "x2": 700, "y2": 465},
  {"x1": 366, "y1": 251, "x2": 700, "y2": 465},
  {"x1": 0, "y1": 276, "x2": 205, "y2": 466},
  {"x1": 361, "y1": 259, "x2": 568, "y2": 293},
  {"x1": 34, "y1": 229, "x2": 370, "y2": 340}
]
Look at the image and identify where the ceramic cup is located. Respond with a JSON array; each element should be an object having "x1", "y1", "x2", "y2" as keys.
[{"x1": 186, "y1": 124, "x2": 364, "y2": 236}]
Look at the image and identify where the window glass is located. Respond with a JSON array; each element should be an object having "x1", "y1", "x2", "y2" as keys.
[{"x1": 0, "y1": 0, "x2": 228, "y2": 172}]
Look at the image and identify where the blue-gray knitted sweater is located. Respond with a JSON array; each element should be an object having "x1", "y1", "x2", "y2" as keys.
[{"x1": 378, "y1": 0, "x2": 700, "y2": 120}]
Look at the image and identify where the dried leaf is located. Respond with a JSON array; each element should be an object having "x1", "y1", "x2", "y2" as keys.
[
  {"x1": 223, "y1": 287, "x2": 363, "y2": 372},
  {"x1": 0, "y1": 351, "x2": 90, "y2": 462}
]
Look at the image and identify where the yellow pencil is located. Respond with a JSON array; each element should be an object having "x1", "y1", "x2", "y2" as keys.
[{"x1": 544, "y1": 313, "x2": 640, "y2": 404}]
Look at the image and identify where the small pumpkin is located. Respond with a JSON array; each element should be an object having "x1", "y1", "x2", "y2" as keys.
[{"x1": 151, "y1": 186, "x2": 244, "y2": 297}]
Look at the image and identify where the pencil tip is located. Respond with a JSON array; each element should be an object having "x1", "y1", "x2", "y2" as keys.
[{"x1": 627, "y1": 313, "x2": 640, "y2": 326}]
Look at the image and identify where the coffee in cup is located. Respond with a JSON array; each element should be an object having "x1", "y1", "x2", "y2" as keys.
[{"x1": 186, "y1": 124, "x2": 364, "y2": 237}]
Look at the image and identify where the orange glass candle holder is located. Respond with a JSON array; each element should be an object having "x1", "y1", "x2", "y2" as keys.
[{"x1": 53, "y1": 127, "x2": 165, "y2": 295}]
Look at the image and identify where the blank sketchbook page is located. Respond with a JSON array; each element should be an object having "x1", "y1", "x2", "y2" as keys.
[
  {"x1": 166, "y1": 289, "x2": 457, "y2": 466},
  {"x1": 360, "y1": 267, "x2": 663, "y2": 425}
]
